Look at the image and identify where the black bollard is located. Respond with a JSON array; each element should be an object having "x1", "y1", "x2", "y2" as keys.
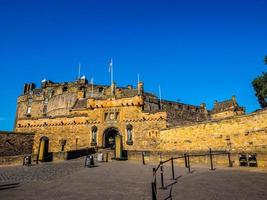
[
  {"x1": 90, "y1": 155, "x2": 94, "y2": 166},
  {"x1": 153, "y1": 168, "x2": 157, "y2": 189},
  {"x1": 184, "y1": 153, "x2": 188, "y2": 168},
  {"x1": 142, "y1": 152, "x2": 145, "y2": 165},
  {"x1": 23, "y1": 155, "x2": 31, "y2": 166},
  {"x1": 228, "y1": 152, "x2": 233, "y2": 167},
  {"x1": 187, "y1": 154, "x2": 191, "y2": 173},
  {"x1": 151, "y1": 182, "x2": 157, "y2": 200},
  {"x1": 159, "y1": 162, "x2": 166, "y2": 189},
  {"x1": 85, "y1": 155, "x2": 94, "y2": 168},
  {"x1": 106, "y1": 152, "x2": 108, "y2": 162},
  {"x1": 171, "y1": 157, "x2": 175, "y2": 180},
  {"x1": 209, "y1": 148, "x2": 215, "y2": 170}
]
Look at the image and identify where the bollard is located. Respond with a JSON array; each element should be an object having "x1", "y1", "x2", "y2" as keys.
[
  {"x1": 228, "y1": 152, "x2": 233, "y2": 167},
  {"x1": 159, "y1": 162, "x2": 166, "y2": 189},
  {"x1": 90, "y1": 155, "x2": 94, "y2": 166},
  {"x1": 187, "y1": 154, "x2": 191, "y2": 173},
  {"x1": 142, "y1": 152, "x2": 145, "y2": 165},
  {"x1": 153, "y1": 168, "x2": 157, "y2": 190},
  {"x1": 151, "y1": 182, "x2": 157, "y2": 200},
  {"x1": 97, "y1": 153, "x2": 103, "y2": 162},
  {"x1": 85, "y1": 155, "x2": 94, "y2": 168},
  {"x1": 184, "y1": 153, "x2": 188, "y2": 168},
  {"x1": 209, "y1": 148, "x2": 215, "y2": 170},
  {"x1": 106, "y1": 152, "x2": 108, "y2": 162},
  {"x1": 171, "y1": 157, "x2": 175, "y2": 180},
  {"x1": 23, "y1": 155, "x2": 31, "y2": 166}
]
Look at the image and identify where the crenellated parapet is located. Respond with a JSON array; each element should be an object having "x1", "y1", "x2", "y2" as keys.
[
  {"x1": 87, "y1": 95, "x2": 144, "y2": 109},
  {"x1": 16, "y1": 116, "x2": 100, "y2": 129}
]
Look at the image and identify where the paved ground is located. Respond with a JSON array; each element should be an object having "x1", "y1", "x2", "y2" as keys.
[{"x1": 0, "y1": 157, "x2": 267, "y2": 200}]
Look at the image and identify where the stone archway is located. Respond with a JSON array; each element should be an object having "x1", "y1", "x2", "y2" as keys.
[
  {"x1": 103, "y1": 127, "x2": 120, "y2": 149},
  {"x1": 37, "y1": 136, "x2": 49, "y2": 161}
]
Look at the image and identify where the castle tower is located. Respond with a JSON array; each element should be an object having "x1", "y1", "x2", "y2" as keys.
[{"x1": 138, "y1": 82, "x2": 144, "y2": 96}]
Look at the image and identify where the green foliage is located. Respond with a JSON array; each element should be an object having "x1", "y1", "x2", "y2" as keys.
[{"x1": 252, "y1": 72, "x2": 267, "y2": 108}]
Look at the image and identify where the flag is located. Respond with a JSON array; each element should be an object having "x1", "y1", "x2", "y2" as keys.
[{"x1": 108, "y1": 59, "x2": 113, "y2": 72}]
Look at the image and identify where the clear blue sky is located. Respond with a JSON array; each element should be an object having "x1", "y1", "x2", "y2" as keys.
[{"x1": 0, "y1": 0, "x2": 266, "y2": 130}]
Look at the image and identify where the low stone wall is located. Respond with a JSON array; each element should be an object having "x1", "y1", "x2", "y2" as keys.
[
  {"x1": 0, "y1": 131, "x2": 35, "y2": 157},
  {"x1": 0, "y1": 155, "x2": 25, "y2": 166},
  {"x1": 127, "y1": 150, "x2": 267, "y2": 168}
]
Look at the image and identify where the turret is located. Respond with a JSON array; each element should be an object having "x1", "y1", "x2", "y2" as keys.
[
  {"x1": 137, "y1": 82, "x2": 144, "y2": 95},
  {"x1": 23, "y1": 83, "x2": 36, "y2": 94}
]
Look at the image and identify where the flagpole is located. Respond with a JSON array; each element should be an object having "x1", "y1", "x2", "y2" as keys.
[
  {"x1": 78, "y1": 63, "x2": 81, "y2": 79},
  {"x1": 111, "y1": 59, "x2": 113, "y2": 85},
  {"x1": 159, "y1": 85, "x2": 162, "y2": 109}
]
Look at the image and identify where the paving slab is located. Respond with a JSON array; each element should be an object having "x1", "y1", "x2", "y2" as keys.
[{"x1": 0, "y1": 157, "x2": 267, "y2": 200}]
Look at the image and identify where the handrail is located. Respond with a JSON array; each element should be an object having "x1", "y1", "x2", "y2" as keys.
[{"x1": 151, "y1": 149, "x2": 232, "y2": 200}]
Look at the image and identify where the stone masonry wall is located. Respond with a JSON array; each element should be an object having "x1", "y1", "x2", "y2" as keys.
[
  {"x1": 15, "y1": 99, "x2": 167, "y2": 154},
  {"x1": 160, "y1": 109, "x2": 267, "y2": 153},
  {"x1": 0, "y1": 131, "x2": 35, "y2": 156}
]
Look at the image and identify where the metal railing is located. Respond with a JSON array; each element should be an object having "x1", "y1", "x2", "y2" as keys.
[{"x1": 151, "y1": 149, "x2": 232, "y2": 200}]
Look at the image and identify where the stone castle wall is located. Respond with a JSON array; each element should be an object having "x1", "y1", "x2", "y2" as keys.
[
  {"x1": 159, "y1": 109, "x2": 267, "y2": 153},
  {"x1": 15, "y1": 99, "x2": 167, "y2": 154},
  {"x1": 0, "y1": 131, "x2": 35, "y2": 156}
]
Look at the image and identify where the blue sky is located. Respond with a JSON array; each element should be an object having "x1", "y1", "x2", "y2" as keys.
[{"x1": 0, "y1": 0, "x2": 266, "y2": 130}]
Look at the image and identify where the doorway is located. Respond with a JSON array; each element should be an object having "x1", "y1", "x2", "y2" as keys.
[
  {"x1": 103, "y1": 127, "x2": 119, "y2": 149},
  {"x1": 37, "y1": 136, "x2": 49, "y2": 161}
]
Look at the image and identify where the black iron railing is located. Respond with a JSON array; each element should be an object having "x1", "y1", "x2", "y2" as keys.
[{"x1": 151, "y1": 149, "x2": 232, "y2": 200}]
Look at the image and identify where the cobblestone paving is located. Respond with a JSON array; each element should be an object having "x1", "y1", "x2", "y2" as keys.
[
  {"x1": 0, "y1": 158, "x2": 267, "y2": 200},
  {"x1": 0, "y1": 158, "x2": 84, "y2": 183}
]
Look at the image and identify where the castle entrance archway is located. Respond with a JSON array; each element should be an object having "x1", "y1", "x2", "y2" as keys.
[
  {"x1": 103, "y1": 127, "x2": 120, "y2": 149},
  {"x1": 37, "y1": 136, "x2": 49, "y2": 162}
]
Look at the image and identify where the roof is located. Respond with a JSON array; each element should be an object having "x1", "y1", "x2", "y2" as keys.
[{"x1": 72, "y1": 99, "x2": 87, "y2": 110}]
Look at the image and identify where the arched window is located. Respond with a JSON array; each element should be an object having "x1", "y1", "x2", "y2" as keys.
[
  {"x1": 91, "y1": 126, "x2": 97, "y2": 146},
  {"x1": 126, "y1": 124, "x2": 133, "y2": 145}
]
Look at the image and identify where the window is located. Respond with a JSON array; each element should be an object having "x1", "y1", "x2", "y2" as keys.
[
  {"x1": 91, "y1": 126, "x2": 97, "y2": 146},
  {"x1": 126, "y1": 124, "x2": 133, "y2": 145},
  {"x1": 62, "y1": 86, "x2": 68, "y2": 92},
  {"x1": 98, "y1": 87, "x2": 104, "y2": 93},
  {"x1": 44, "y1": 97, "x2": 48, "y2": 104},
  {"x1": 27, "y1": 107, "x2": 31, "y2": 114},
  {"x1": 28, "y1": 98, "x2": 33, "y2": 105}
]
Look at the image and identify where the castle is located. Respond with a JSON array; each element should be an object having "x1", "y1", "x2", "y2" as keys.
[{"x1": 14, "y1": 76, "x2": 247, "y2": 156}]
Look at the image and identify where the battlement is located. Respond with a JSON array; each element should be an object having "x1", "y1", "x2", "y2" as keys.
[
  {"x1": 15, "y1": 78, "x2": 245, "y2": 130},
  {"x1": 210, "y1": 95, "x2": 245, "y2": 120}
]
